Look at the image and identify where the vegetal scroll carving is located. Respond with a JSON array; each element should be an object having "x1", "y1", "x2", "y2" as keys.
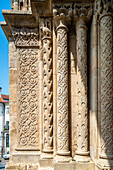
[
  {"x1": 12, "y1": 27, "x2": 39, "y2": 47},
  {"x1": 18, "y1": 48, "x2": 39, "y2": 148}
]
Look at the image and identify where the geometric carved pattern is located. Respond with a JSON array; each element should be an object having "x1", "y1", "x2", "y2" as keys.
[
  {"x1": 41, "y1": 20, "x2": 53, "y2": 152},
  {"x1": 76, "y1": 23, "x2": 88, "y2": 153},
  {"x1": 74, "y1": 5, "x2": 92, "y2": 159},
  {"x1": 57, "y1": 26, "x2": 69, "y2": 152},
  {"x1": 12, "y1": 27, "x2": 39, "y2": 47},
  {"x1": 18, "y1": 48, "x2": 39, "y2": 148},
  {"x1": 100, "y1": 15, "x2": 113, "y2": 156}
]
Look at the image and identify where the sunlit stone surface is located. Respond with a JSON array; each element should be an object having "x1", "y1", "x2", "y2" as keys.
[{"x1": 1, "y1": 0, "x2": 113, "y2": 169}]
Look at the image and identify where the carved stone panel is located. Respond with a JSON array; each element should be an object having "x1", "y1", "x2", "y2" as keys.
[
  {"x1": 17, "y1": 48, "x2": 40, "y2": 149},
  {"x1": 12, "y1": 27, "x2": 39, "y2": 47}
]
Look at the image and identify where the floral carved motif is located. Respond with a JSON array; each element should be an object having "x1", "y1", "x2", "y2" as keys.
[
  {"x1": 12, "y1": 27, "x2": 39, "y2": 47},
  {"x1": 18, "y1": 48, "x2": 39, "y2": 148}
]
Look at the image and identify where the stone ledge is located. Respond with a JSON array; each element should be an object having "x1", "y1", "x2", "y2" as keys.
[
  {"x1": 5, "y1": 160, "x2": 95, "y2": 170},
  {"x1": 12, "y1": 152, "x2": 41, "y2": 164},
  {"x1": 5, "y1": 162, "x2": 39, "y2": 170},
  {"x1": 54, "y1": 161, "x2": 95, "y2": 170},
  {"x1": 39, "y1": 159, "x2": 54, "y2": 168},
  {"x1": 2, "y1": 10, "x2": 32, "y2": 15}
]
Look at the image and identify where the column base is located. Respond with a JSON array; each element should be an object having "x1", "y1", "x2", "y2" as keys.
[
  {"x1": 39, "y1": 158, "x2": 54, "y2": 169},
  {"x1": 40, "y1": 152, "x2": 53, "y2": 159},
  {"x1": 55, "y1": 150, "x2": 72, "y2": 162},
  {"x1": 12, "y1": 151, "x2": 41, "y2": 164},
  {"x1": 74, "y1": 151, "x2": 90, "y2": 162},
  {"x1": 5, "y1": 150, "x2": 40, "y2": 169},
  {"x1": 54, "y1": 161, "x2": 95, "y2": 170},
  {"x1": 55, "y1": 155, "x2": 72, "y2": 163},
  {"x1": 97, "y1": 156, "x2": 113, "y2": 170}
]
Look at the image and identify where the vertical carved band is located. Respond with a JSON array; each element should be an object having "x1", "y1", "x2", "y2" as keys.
[
  {"x1": 57, "y1": 24, "x2": 70, "y2": 155},
  {"x1": 100, "y1": 14, "x2": 113, "y2": 158},
  {"x1": 43, "y1": 32, "x2": 53, "y2": 153},
  {"x1": 18, "y1": 48, "x2": 39, "y2": 149},
  {"x1": 12, "y1": 28, "x2": 40, "y2": 150},
  {"x1": 41, "y1": 20, "x2": 53, "y2": 154},
  {"x1": 53, "y1": 7, "x2": 71, "y2": 160},
  {"x1": 74, "y1": 4, "x2": 92, "y2": 161},
  {"x1": 76, "y1": 20, "x2": 89, "y2": 159}
]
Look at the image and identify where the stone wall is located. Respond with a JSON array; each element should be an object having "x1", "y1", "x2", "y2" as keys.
[{"x1": 1, "y1": 0, "x2": 113, "y2": 169}]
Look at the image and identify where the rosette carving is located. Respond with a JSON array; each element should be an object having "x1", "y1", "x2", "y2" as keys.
[{"x1": 18, "y1": 48, "x2": 39, "y2": 148}]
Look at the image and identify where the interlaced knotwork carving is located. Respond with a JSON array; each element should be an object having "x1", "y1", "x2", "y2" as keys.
[
  {"x1": 18, "y1": 48, "x2": 39, "y2": 148},
  {"x1": 12, "y1": 27, "x2": 39, "y2": 47},
  {"x1": 40, "y1": 19, "x2": 53, "y2": 152},
  {"x1": 94, "y1": 0, "x2": 113, "y2": 17},
  {"x1": 57, "y1": 27, "x2": 69, "y2": 152},
  {"x1": 53, "y1": 7, "x2": 71, "y2": 158},
  {"x1": 100, "y1": 15, "x2": 113, "y2": 156}
]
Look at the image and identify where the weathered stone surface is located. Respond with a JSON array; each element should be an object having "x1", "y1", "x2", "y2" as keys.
[
  {"x1": 40, "y1": 19, "x2": 53, "y2": 156},
  {"x1": 5, "y1": 163, "x2": 27, "y2": 170},
  {"x1": 1, "y1": 0, "x2": 113, "y2": 169},
  {"x1": 54, "y1": 162, "x2": 95, "y2": 170}
]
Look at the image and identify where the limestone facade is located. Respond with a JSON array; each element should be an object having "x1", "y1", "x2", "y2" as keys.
[{"x1": 1, "y1": 0, "x2": 113, "y2": 169}]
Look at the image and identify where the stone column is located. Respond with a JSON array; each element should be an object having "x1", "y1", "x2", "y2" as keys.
[
  {"x1": 28, "y1": 0, "x2": 31, "y2": 11},
  {"x1": 39, "y1": 22, "x2": 43, "y2": 153},
  {"x1": 74, "y1": 5, "x2": 92, "y2": 162},
  {"x1": 54, "y1": 9, "x2": 71, "y2": 162},
  {"x1": 98, "y1": 5, "x2": 113, "y2": 168},
  {"x1": 13, "y1": 0, "x2": 19, "y2": 10},
  {"x1": 40, "y1": 19, "x2": 53, "y2": 159},
  {"x1": 53, "y1": 19, "x2": 57, "y2": 156},
  {"x1": 23, "y1": 0, "x2": 28, "y2": 11}
]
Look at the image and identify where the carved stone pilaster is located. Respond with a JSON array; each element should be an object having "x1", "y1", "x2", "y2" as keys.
[
  {"x1": 40, "y1": 19, "x2": 53, "y2": 158},
  {"x1": 74, "y1": 4, "x2": 93, "y2": 162},
  {"x1": 98, "y1": 1, "x2": 113, "y2": 168},
  {"x1": 12, "y1": 27, "x2": 40, "y2": 151},
  {"x1": 53, "y1": 7, "x2": 72, "y2": 162}
]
